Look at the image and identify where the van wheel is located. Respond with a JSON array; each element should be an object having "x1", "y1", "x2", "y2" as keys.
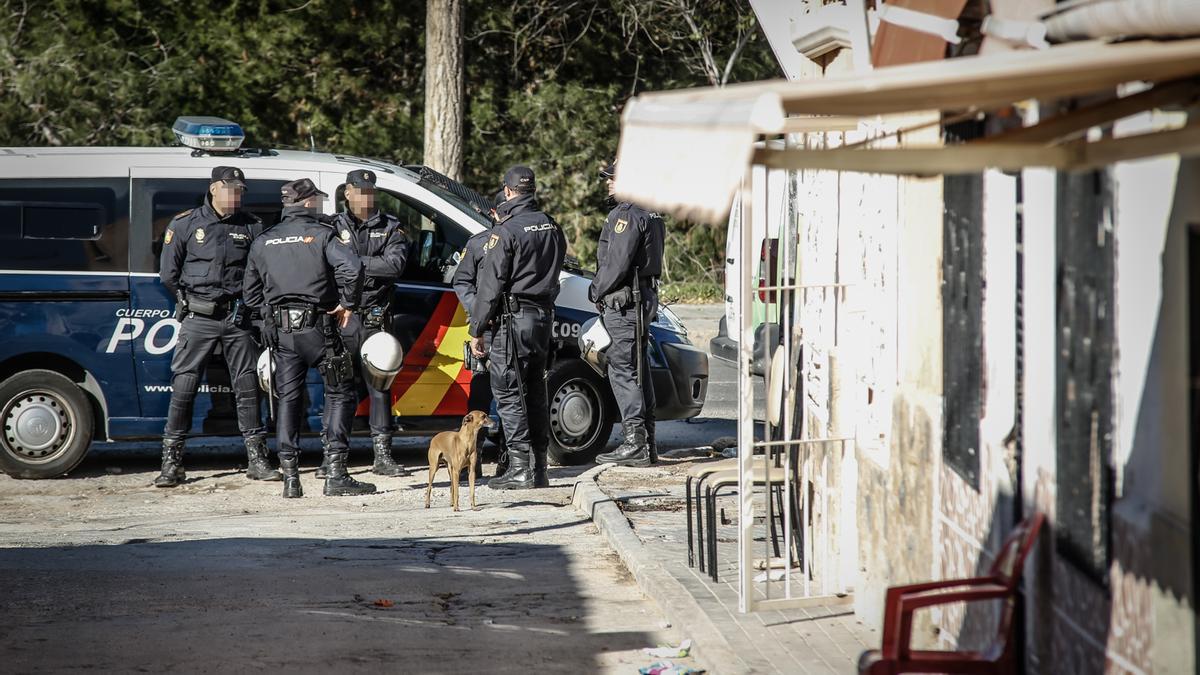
[
  {"x1": 547, "y1": 360, "x2": 614, "y2": 466},
  {"x1": 0, "y1": 370, "x2": 94, "y2": 479}
]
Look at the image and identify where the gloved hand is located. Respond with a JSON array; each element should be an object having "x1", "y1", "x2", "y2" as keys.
[{"x1": 260, "y1": 311, "x2": 279, "y2": 350}]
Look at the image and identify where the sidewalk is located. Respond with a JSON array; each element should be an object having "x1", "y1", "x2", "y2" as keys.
[{"x1": 575, "y1": 459, "x2": 878, "y2": 674}]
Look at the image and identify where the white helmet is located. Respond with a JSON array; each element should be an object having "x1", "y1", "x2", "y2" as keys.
[
  {"x1": 578, "y1": 316, "x2": 612, "y2": 375},
  {"x1": 361, "y1": 331, "x2": 404, "y2": 391},
  {"x1": 256, "y1": 350, "x2": 274, "y2": 393}
]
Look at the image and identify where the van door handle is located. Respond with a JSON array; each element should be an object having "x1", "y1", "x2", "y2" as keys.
[{"x1": 726, "y1": 258, "x2": 735, "y2": 264}]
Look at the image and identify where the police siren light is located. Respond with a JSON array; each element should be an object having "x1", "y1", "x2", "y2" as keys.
[{"x1": 172, "y1": 116, "x2": 245, "y2": 151}]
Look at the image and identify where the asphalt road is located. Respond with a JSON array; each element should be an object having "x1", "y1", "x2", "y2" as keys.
[{"x1": 0, "y1": 304, "x2": 734, "y2": 674}]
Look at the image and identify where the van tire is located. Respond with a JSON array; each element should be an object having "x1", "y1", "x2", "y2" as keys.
[
  {"x1": 0, "y1": 370, "x2": 94, "y2": 479},
  {"x1": 546, "y1": 360, "x2": 614, "y2": 466}
]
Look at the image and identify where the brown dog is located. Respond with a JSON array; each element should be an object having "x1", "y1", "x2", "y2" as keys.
[{"x1": 424, "y1": 410, "x2": 495, "y2": 511}]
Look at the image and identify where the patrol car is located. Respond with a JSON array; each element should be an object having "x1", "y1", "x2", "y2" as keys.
[{"x1": 0, "y1": 120, "x2": 709, "y2": 478}]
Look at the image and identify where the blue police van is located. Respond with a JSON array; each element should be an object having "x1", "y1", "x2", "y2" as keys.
[{"x1": 0, "y1": 126, "x2": 709, "y2": 478}]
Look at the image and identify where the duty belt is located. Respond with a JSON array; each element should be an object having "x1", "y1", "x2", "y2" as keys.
[
  {"x1": 271, "y1": 305, "x2": 325, "y2": 332},
  {"x1": 185, "y1": 295, "x2": 238, "y2": 318}
]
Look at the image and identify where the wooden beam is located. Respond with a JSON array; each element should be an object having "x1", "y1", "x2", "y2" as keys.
[
  {"x1": 752, "y1": 123, "x2": 1200, "y2": 175},
  {"x1": 973, "y1": 78, "x2": 1200, "y2": 145},
  {"x1": 781, "y1": 116, "x2": 862, "y2": 133}
]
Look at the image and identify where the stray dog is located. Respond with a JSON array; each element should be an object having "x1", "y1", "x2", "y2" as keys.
[{"x1": 425, "y1": 411, "x2": 494, "y2": 511}]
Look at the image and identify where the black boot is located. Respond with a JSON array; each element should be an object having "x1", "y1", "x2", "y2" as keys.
[
  {"x1": 245, "y1": 435, "x2": 283, "y2": 481},
  {"x1": 493, "y1": 448, "x2": 510, "y2": 479},
  {"x1": 532, "y1": 447, "x2": 550, "y2": 488},
  {"x1": 324, "y1": 451, "x2": 377, "y2": 497},
  {"x1": 315, "y1": 433, "x2": 331, "y2": 479},
  {"x1": 596, "y1": 426, "x2": 651, "y2": 467},
  {"x1": 280, "y1": 454, "x2": 302, "y2": 498},
  {"x1": 488, "y1": 446, "x2": 534, "y2": 490},
  {"x1": 371, "y1": 434, "x2": 407, "y2": 476},
  {"x1": 153, "y1": 439, "x2": 186, "y2": 487}
]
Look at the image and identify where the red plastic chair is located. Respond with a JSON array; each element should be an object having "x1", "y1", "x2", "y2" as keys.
[{"x1": 858, "y1": 512, "x2": 1045, "y2": 675}]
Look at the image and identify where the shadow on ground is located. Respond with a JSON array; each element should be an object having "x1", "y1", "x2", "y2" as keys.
[{"x1": 0, "y1": 536, "x2": 654, "y2": 673}]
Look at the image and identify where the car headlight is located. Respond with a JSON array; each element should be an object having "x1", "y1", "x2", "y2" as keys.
[{"x1": 652, "y1": 305, "x2": 687, "y2": 335}]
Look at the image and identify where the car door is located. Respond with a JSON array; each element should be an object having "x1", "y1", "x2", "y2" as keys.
[
  {"x1": 331, "y1": 172, "x2": 482, "y2": 423},
  {"x1": 128, "y1": 167, "x2": 311, "y2": 434}
]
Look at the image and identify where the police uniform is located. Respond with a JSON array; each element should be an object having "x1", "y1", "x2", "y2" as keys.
[
  {"x1": 470, "y1": 167, "x2": 567, "y2": 490},
  {"x1": 453, "y1": 228, "x2": 505, "y2": 478},
  {"x1": 591, "y1": 168, "x2": 665, "y2": 467},
  {"x1": 318, "y1": 169, "x2": 409, "y2": 478},
  {"x1": 242, "y1": 178, "x2": 372, "y2": 498},
  {"x1": 155, "y1": 166, "x2": 280, "y2": 488}
]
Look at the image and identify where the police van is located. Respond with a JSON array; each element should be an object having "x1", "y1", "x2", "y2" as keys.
[{"x1": 0, "y1": 120, "x2": 709, "y2": 478}]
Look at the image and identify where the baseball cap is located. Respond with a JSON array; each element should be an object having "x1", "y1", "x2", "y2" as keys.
[
  {"x1": 281, "y1": 178, "x2": 328, "y2": 204},
  {"x1": 503, "y1": 165, "x2": 536, "y2": 193},
  {"x1": 599, "y1": 161, "x2": 616, "y2": 179},
  {"x1": 211, "y1": 166, "x2": 246, "y2": 187},
  {"x1": 345, "y1": 169, "x2": 377, "y2": 189}
]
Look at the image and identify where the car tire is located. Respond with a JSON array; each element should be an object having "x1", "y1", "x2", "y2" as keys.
[
  {"x1": 546, "y1": 359, "x2": 614, "y2": 466},
  {"x1": 0, "y1": 370, "x2": 95, "y2": 479}
]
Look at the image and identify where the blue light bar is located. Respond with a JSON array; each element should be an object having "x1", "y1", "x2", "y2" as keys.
[{"x1": 172, "y1": 116, "x2": 245, "y2": 151}]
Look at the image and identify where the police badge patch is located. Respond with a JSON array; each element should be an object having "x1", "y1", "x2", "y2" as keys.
[
  {"x1": 615, "y1": 218, "x2": 628, "y2": 234},
  {"x1": 340, "y1": 229, "x2": 352, "y2": 244},
  {"x1": 484, "y1": 234, "x2": 499, "y2": 250},
  {"x1": 195, "y1": 227, "x2": 206, "y2": 242},
  {"x1": 164, "y1": 229, "x2": 174, "y2": 245}
]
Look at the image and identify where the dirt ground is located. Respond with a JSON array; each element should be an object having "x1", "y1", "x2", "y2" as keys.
[{"x1": 0, "y1": 438, "x2": 700, "y2": 674}]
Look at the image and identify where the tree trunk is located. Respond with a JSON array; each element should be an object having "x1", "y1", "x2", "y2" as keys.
[{"x1": 423, "y1": 0, "x2": 465, "y2": 180}]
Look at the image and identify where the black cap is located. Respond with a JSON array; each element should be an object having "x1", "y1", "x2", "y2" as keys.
[
  {"x1": 503, "y1": 165, "x2": 536, "y2": 193},
  {"x1": 492, "y1": 188, "x2": 506, "y2": 208},
  {"x1": 599, "y1": 161, "x2": 616, "y2": 179},
  {"x1": 345, "y1": 169, "x2": 377, "y2": 189},
  {"x1": 211, "y1": 166, "x2": 246, "y2": 187},
  {"x1": 281, "y1": 178, "x2": 328, "y2": 204}
]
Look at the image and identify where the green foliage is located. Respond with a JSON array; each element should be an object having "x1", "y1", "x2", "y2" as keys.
[{"x1": 0, "y1": 0, "x2": 774, "y2": 290}]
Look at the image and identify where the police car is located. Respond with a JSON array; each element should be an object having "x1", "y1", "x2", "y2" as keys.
[{"x1": 0, "y1": 118, "x2": 709, "y2": 478}]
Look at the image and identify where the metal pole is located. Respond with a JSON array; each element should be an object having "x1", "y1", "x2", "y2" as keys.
[{"x1": 737, "y1": 166, "x2": 756, "y2": 613}]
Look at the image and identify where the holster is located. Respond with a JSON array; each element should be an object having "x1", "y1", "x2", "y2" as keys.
[
  {"x1": 173, "y1": 291, "x2": 189, "y2": 321},
  {"x1": 602, "y1": 287, "x2": 634, "y2": 311},
  {"x1": 463, "y1": 341, "x2": 487, "y2": 373},
  {"x1": 317, "y1": 316, "x2": 354, "y2": 386},
  {"x1": 361, "y1": 305, "x2": 389, "y2": 330},
  {"x1": 187, "y1": 296, "x2": 218, "y2": 317}
]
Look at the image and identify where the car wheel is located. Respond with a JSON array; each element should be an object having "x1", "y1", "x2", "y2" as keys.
[
  {"x1": 0, "y1": 370, "x2": 94, "y2": 479},
  {"x1": 546, "y1": 360, "x2": 614, "y2": 466}
]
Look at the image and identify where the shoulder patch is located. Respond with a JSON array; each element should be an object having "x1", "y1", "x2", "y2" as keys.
[
  {"x1": 194, "y1": 227, "x2": 206, "y2": 243},
  {"x1": 339, "y1": 229, "x2": 352, "y2": 244},
  {"x1": 614, "y1": 218, "x2": 628, "y2": 234},
  {"x1": 163, "y1": 229, "x2": 174, "y2": 245},
  {"x1": 484, "y1": 234, "x2": 500, "y2": 251}
]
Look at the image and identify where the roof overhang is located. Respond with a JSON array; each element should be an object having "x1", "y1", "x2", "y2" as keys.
[{"x1": 614, "y1": 38, "x2": 1200, "y2": 224}]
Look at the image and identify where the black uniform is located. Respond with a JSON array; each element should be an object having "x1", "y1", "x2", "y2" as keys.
[
  {"x1": 590, "y1": 201, "x2": 664, "y2": 463},
  {"x1": 327, "y1": 209, "x2": 407, "y2": 436},
  {"x1": 160, "y1": 197, "x2": 265, "y2": 447},
  {"x1": 243, "y1": 204, "x2": 363, "y2": 473},
  {"x1": 471, "y1": 192, "x2": 566, "y2": 487},
  {"x1": 453, "y1": 229, "x2": 494, "y2": 413}
]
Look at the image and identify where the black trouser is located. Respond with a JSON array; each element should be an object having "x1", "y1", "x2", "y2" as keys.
[
  {"x1": 488, "y1": 303, "x2": 553, "y2": 456},
  {"x1": 273, "y1": 323, "x2": 356, "y2": 462},
  {"x1": 164, "y1": 312, "x2": 263, "y2": 442},
  {"x1": 603, "y1": 285, "x2": 658, "y2": 431},
  {"x1": 326, "y1": 312, "x2": 394, "y2": 437}
]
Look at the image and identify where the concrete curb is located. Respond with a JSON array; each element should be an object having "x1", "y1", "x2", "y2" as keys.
[{"x1": 572, "y1": 465, "x2": 750, "y2": 675}]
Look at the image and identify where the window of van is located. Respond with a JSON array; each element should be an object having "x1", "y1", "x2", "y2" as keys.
[
  {"x1": 333, "y1": 186, "x2": 472, "y2": 285},
  {"x1": 132, "y1": 178, "x2": 288, "y2": 270},
  {"x1": 0, "y1": 178, "x2": 129, "y2": 272}
]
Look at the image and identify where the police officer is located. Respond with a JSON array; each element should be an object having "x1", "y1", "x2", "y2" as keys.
[
  {"x1": 155, "y1": 166, "x2": 281, "y2": 488},
  {"x1": 468, "y1": 166, "x2": 566, "y2": 490},
  {"x1": 243, "y1": 178, "x2": 373, "y2": 498},
  {"x1": 592, "y1": 161, "x2": 664, "y2": 467},
  {"x1": 315, "y1": 169, "x2": 408, "y2": 479}
]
